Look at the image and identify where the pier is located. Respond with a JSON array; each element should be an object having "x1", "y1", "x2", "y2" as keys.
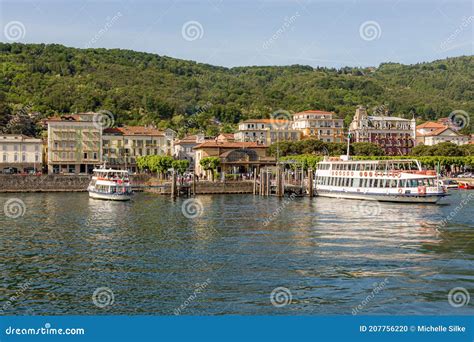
[{"x1": 254, "y1": 162, "x2": 315, "y2": 197}]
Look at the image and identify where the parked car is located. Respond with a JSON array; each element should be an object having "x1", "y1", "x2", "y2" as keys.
[{"x1": 457, "y1": 172, "x2": 474, "y2": 178}]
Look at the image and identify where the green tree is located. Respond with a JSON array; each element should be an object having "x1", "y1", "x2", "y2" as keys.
[
  {"x1": 172, "y1": 159, "x2": 190, "y2": 174},
  {"x1": 200, "y1": 156, "x2": 221, "y2": 181}
]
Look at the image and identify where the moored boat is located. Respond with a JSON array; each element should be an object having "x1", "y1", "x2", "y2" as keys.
[
  {"x1": 458, "y1": 181, "x2": 474, "y2": 190},
  {"x1": 88, "y1": 168, "x2": 133, "y2": 201},
  {"x1": 314, "y1": 156, "x2": 447, "y2": 203}
]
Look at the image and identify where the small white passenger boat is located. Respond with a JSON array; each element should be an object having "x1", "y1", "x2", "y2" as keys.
[
  {"x1": 87, "y1": 168, "x2": 133, "y2": 201},
  {"x1": 314, "y1": 156, "x2": 447, "y2": 203}
]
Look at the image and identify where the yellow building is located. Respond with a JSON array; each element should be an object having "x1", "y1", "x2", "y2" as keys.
[
  {"x1": 45, "y1": 113, "x2": 101, "y2": 174},
  {"x1": 292, "y1": 110, "x2": 344, "y2": 142},
  {"x1": 103, "y1": 126, "x2": 175, "y2": 172}
]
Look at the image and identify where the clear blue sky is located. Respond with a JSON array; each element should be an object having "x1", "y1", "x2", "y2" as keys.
[{"x1": 1, "y1": 0, "x2": 473, "y2": 68}]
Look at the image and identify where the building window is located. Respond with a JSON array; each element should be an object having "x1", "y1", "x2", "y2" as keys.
[
  {"x1": 84, "y1": 152, "x2": 88, "y2": 159},
  {"x1": 35, "y1": 154, "x2": 39, "y2": 162},
  {"x1": 22, "y1": 154, "x2": 26, "y2": 162},
  {"x1": 2, "y1": 154, "x2": 6, "y2": 162},
  {"x1": 93, "y1": 152, "x2": 98, "y2": 160},
  {"x1": 14, "y1": 154, "x2": 18, "y2": 162}
]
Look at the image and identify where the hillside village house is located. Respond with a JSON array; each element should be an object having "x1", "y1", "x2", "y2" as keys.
[
  {"x1": 0, "y1": 134, "x2": 43, "y2": 174},
  {"x1": 416, "y1": 121, "x2": 469, "y2": 146},
  {"x1": 103, "y1": 126, "x2": 175, "y2": 172},
  {"x1": 235, "y1": 119, "x2": 301, "y2": 145},
  {"x1": 349, "y1": 106, "x2": 416, "y2": 155},
  {"x1": 45, "y1": 113, "x2": 102, "y2": 174},
  {"x1": 292, "y1": 110, "x2": 344, "y2": 142},
  {"x1": 193, "y1": 141, "x2": 275, "y2": 177}
]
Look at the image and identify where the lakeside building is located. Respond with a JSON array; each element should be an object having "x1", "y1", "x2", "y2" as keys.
[
  {"x1": 0, "y1": 134, "x2": 43, "y2": 173},
  {"x1": 416, "y1": 121, "x2": 469, "y2": 146},
  {"x1": 234, "y1": 119, "x2": 301, "y2": 145},
  {"x1": 45, "y1": 113, "x2": 102, "y2": 174},
  {"x1": 193, "y1": 141, "x2": 275, "y2": 176},
  {"x1": 349, "y1": 106, "x2": 416, "y2": 155},
  {"x1": 103, "y1": 126, "x2": 175, "y2": 172},
  {"x1": 292, "y1": 110, "x2": 344, "y2": 142},
  {"x1": 173, "y1": 134, "x2": 208, "y2": 171}
]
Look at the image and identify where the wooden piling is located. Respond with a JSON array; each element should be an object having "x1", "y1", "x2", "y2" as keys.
[
  {"x1": 253, "y1": 172, "x2": 257, "y2": 195},
  {"x1": 171, "y1": 171, "x2": 177, "y2": 198},
  {"x1": 308, "y1": 168, "x2": 314, "y2": 197},
  {"x1": 192, "y1": 173, "x2": 196, "y2": 196}
]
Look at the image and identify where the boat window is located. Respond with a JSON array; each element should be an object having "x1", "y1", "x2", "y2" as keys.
[
  {"x1": 399, "y1": 179, "x2": 406, "y2": 187},
  {"x1": 345, "y1": 178, "x2": 350, "y2": 187},
  {"x1": 373, "y1": 179, "x2": 378, "y2": 187},
  {"x1": 353, "y1": 178, "x2": 360, "y2": 187}
]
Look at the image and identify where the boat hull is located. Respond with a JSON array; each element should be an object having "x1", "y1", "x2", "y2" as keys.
[
  {"x1": 314, "y1": 189, "x2": 445, "y2": 203},
  {"x1": 88, "y1": 190, "x2": 131, "y2": 201}
]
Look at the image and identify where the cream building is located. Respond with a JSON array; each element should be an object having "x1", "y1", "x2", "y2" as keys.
[
  {"x1": 103, "y1": 126, "x2": 175, "y2": 172},
  {"x1": 45, "y1": 112, "x2": 102, "y2": 174},
  {"x1": 416, "y1": 122, "x2": 469, "y2": 146},
  {"x1": 292, "y1": 110, "x2": 344, "y2": 142},
  {"x1": 235, "y1": 119, "x2": 301, "y2": 145},
  {"x1": 0, "y1": 134, "x2": 43, "y2": 174}
]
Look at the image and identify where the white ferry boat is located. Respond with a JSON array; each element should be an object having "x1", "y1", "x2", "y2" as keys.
[
  {"x1": 314, "y1": 156, "x2": 447, "y2": 203},
  {"x1": 87, "y1": 168, "x2": 133, "y2": 201}
]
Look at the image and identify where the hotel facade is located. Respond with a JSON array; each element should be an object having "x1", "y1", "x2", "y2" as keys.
[
  {"x1": 45, "y1": 113, "x2": 102, "y2": 174},
  {"x1": 103, "y1": 126, "x2": 175, "y2": 172},
  {"x1": 234, "y1": 119, "x2": 301, "y2": 145},
  {"x1": 349, "y1": 106, "x2": 416, "y2": 155},
  {"x1": 292, "y1": 110, "x2": 345, "y2": 143},
  {"x1": 0, "y1": 134, "x2": 43, "y2": 173}
]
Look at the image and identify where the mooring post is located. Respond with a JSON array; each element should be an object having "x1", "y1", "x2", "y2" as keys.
[
  {"x1": 192, "y1": 173, "x2": 196, "y2": 196},
  {"x1": 171, "y1": 170, "x2": 177, "y2": 199},
  {"x1": 253, "y1": 171, "x2": 257, "y2": 195},
  {"x1": 308, "y1": 168, "x2": 314, "y2": 197},
  {"x1": 266, "y1": 170, "x2": 270, "y2": 196}
]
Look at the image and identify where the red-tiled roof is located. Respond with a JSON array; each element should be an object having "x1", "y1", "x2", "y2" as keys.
[
  {"x1": 292, "y1": 110, "x2": 335, "y2": 115},
  {"x1": 419, "y1": 127, "x2": 463, "y2": 137},
  {"x1": 103, "y1": 126, "x2": 164, "y2": 136},
  {"x1": 416, "y1": 121, "x2": 446, "y2": 129},
  {"x1": 193, "y1": 141, "x2": 266, "y2": 149},
  {"x1": 241, "y1": 119, "x2": 290, "y2": 124}
]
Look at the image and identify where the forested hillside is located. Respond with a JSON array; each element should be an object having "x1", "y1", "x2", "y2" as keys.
[{"x1": 1, "y1": 43, "x2": 473, "y2": 137}]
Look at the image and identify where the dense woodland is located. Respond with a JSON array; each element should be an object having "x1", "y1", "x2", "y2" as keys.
[{"x1": 1, "y1": 43, "x2": 473, "y2": 138}]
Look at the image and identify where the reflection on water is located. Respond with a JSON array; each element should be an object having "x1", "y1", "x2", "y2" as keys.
[{"x1": 0, "y1": 191, "x2": 473, "y2": 315}]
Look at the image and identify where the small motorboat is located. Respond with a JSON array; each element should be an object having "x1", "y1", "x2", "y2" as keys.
[{"x1": 458, "y1": 182, "x2": 474, "y2": 190}]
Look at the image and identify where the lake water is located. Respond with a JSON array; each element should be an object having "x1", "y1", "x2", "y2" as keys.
[{"x1": 0, "y1": 191, "x2": 473, "y2": 315}]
